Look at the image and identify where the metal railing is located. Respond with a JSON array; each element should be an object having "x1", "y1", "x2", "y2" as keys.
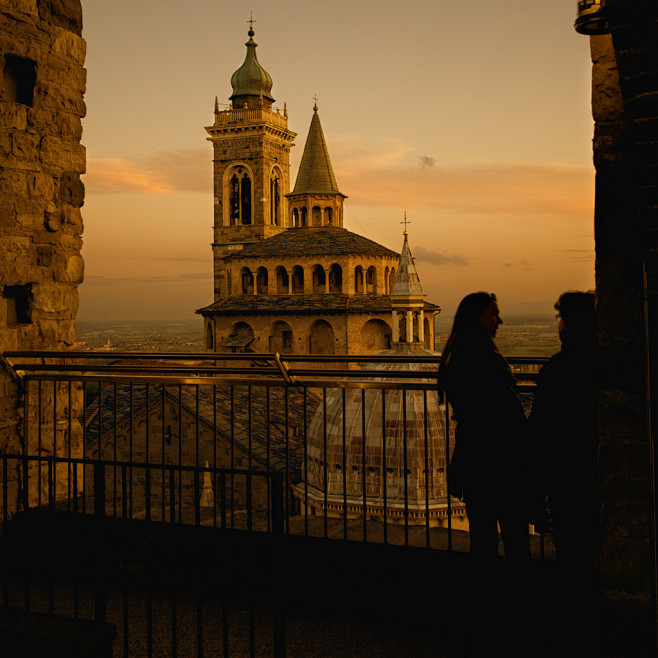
[
  {"x1": 1, "y1": 350, "x2": 546, "y2": 545},
  {"x1": 0, "y1": 349, "x2": 549, "y2": 657}
]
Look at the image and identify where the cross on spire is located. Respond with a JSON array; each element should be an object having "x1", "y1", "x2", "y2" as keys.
[
  {"x1": 313, "y1": 94, "x2": 318, "y2": 111},
  {"x1": 247, "y1": 12, "x2": 256, "y2": 34},
  {"x1": 401, "y1": 212, "x2": 410, "y2": 235}
]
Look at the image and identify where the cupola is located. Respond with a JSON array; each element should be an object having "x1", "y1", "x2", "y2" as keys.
[{"x1": 230, "y1": 27, "x2": 275, "y2": 109}]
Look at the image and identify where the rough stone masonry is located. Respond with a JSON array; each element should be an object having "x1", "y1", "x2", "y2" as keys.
[{"x1": 0, "y1": 0, "x2": 85, "y2": 502}]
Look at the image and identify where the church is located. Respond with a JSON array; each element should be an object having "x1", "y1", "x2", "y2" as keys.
[{"x1": 196, "y1": 26, "x2": 440, "y2": 355}]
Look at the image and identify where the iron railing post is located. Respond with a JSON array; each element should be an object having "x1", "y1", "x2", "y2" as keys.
[{"x1": 271, "y1": 472, "x2": 284, "y2": 536}]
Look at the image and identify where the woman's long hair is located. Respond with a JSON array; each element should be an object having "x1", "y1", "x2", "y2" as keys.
[{"x1": 437, "y1": 292, "x2": 497, "y2": 401}]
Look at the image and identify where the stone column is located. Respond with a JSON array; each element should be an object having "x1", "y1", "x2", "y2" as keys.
[
  {"x1": 406, "y1": 311, "x2": 413, "y2": 343},
  {"x1": 392, "y1": 312, "x2": 399, "y2": 343},
  {"x1": 588, "y1": 4, "x2": 658, "y2": 653}
]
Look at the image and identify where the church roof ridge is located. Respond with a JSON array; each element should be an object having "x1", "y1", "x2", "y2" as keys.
[
  {"x1": 223, "y1": 225, "x2": 398, "y2": 260},
  {"x1": 290, "y1": 107, "x2": 344, "y2": 197},
  {"x1": 196, "y1": 292, "x2": 439, "y2": 316}
]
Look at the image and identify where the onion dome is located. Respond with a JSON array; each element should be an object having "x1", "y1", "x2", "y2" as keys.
[{"x1": 230, "y1": 27, "x2": 275, "y2": 104}]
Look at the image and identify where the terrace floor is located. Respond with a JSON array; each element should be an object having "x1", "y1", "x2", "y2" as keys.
[{"x1": 0, "y1": 509, "x2": 599, "y2": 657}]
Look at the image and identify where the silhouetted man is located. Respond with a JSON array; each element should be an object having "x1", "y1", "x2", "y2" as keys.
[{"x1": 530, "y1": 291, "x2": 600, "y2": 571}]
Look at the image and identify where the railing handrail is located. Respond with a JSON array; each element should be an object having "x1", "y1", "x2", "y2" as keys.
[
  {"x1": 2, "y1": 350, "x2": 443, "y2": 362},
  {"x1": 2, "y1": 350, "x2": 547, "y2": 387},
  {"x1": 0, "y1": 452, "x2": 280, "y2": 478}
]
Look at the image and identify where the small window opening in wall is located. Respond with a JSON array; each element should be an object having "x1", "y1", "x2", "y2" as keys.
[
  {"x1": 2, "y1": 55, "x2": 37, "y2": 106},
  {"x1": 4, "y1": 285, "x2": 32, "y2": 326}
]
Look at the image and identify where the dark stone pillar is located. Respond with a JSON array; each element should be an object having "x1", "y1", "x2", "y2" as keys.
[{"x1": 590, "y1": 2, "x2": 658, "y2": 654}]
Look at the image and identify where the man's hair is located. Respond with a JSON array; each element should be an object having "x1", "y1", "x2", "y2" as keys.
[{"x1": 555, "y1": 290, "x2": 597, "y2": 344}]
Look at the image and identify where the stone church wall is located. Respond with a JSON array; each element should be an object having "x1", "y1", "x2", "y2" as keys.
[
  {"x1": 0, "y1": 0, "x2": 85, "y2": 507},
  {"x1": 589, "y1": 2, "x2": 658, "y2": 654}
]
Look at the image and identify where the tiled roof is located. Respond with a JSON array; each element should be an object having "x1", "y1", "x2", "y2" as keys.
[
  {"x1": 197, "y1": 293, "x2": 439, "y2": 316},
  {"x1": 224, "y1": 226, "x2": 399, "y2": 261}
]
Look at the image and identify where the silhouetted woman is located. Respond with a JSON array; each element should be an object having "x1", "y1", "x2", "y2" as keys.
[{"x1": 438, "y1": 292, "x2": 530, "y2": 558}]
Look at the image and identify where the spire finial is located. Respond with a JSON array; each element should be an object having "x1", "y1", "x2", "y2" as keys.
[
  {"x1": 313, "y1": 94, "x2": 318, "y2": 112},
  {"x1": 401, "y1": 211, "x2": 410, "y2": 236},
  {"x1": 247, "y1": 12, "x2": 256, "y2": 37}
]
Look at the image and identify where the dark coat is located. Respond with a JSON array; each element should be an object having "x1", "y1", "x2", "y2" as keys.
[
  {"x1": 441, "y1": 333, "x2": 527, "y2": 500},
  {"x1": 529, "y1": 343, "x2": 599, "y2": 502}
]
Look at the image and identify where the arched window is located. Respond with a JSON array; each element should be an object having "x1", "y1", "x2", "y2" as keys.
[
  {"x1": 241, "y1": 267, "x2": 254, "y2": 294},
  {"x1": 270, "y1": 171, "x2": 281, "y2": 225},
  {"x1": 424, "y1": 316, "x2": 432, "y2": 349},
  {"x1": 206, "y1": 323, "x2": 214, "y2": 350},
  {"x1": 354, "y1": 266, "x2": 364, "y2": 293},
  {"x1": 360, "y1": 319, "x2": 391, "y2": 352},
  {"x1": 291, "y1": 266, "x2": 304, "y2": 294},
  {"x1": 309, "y1": 319, "x2": 336, "y2": 354},
  {"x1": 276, "y1": 266, "x2": 289, "y2": 294},
  {"x1": 312, "y1": 265, "x2": 326, "y2": 293},
  {"x1": 328, "y1": 264, "x2": 342, "y2": 292},
  {"x1": 229, "y1": 321, "x2": 255, "y2": 352},
  {"x1": 301, "y1": 207, "x2": 307, "y2": 227},
  {"x1": 384, "y1": 267, "x2": 390, "y2": 294},
  {"x1": 324, "y1": 207, "x2": 333, "y2": 225},
  {"x1": 256, "y1": 267, "x2": 268, "y2": 294},
  {"x1": 292, "y1": 208, "x2": 300, "y2": 227},
  {"x1": 229, "y1": 168, "x2": 252, "y2": 225},
  {"x1": 366, "y1": 266, "x2": 377, "y2": 294},
  {"x1": 269, "y1": 321, "x2": 294, "y2": 354},
  {"x1": 312, "y1": 206, "x2": 322, "y2": 226},
  {"x1": 388, "y1": 268, "x2": 396, "y2": 292}
]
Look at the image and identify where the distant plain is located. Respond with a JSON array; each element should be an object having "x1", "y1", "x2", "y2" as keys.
[{"x1": 77, "y1": 315, "x2": 561, "y2": 358}]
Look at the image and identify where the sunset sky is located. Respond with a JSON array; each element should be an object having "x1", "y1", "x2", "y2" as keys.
[{"x1": 78, "y1": 0, "x2": 595, "y2": 323}]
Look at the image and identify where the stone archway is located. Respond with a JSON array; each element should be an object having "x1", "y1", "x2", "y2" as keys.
[
  {"x1": 309, "y1": 319, "x2": 335, "y2": 354},
  {"x1": 269, "y1": 320, "x2": 294, "y2": 354},
  {"x1": 227, "y1": 321, "x2": 255, "y2": 351},
  {"x1": 360, "y1": 319, "x2": 391, "y2": 352},
  {"x1": 311, "y1": 265, "x2": 326, "y2": 293}
]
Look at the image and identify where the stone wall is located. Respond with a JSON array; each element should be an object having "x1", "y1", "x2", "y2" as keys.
[
  {"x1": 0, "y1": 0, "x2": 85, "y2": 505},
  {"x1": 589, "y1": 2, "x2": 658, "y2": 655}
]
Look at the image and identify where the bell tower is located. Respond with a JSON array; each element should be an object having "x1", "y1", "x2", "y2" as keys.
[{"x1": 206, "y1": 26, "x2": 296, "y2": 300}]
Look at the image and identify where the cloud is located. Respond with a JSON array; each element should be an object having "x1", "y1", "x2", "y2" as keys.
[
  {"x1": 327, "y1": 136, "x2": 414, "y2": 174},
  {"x1": 84, "y1": 272, "x2": 211, "y2": 286},
  {"x1": 561, "y1": 249, "x2": 595, "y2": 261},
  {"x1": 84, "y1": 136, "x2": 594, "y2": 229},
  {"x1": 85, "y1": 149, "x2": 210, "y2": 195},
  {"x1": 122, "y1": 257, "x2": 209, "y2": 263},
  {"x1": 328, "y1": 138, "x2": 594, "y2": 220},
  {"x1": 413, "y1": 245, "x2": 467, "y2": 266}
]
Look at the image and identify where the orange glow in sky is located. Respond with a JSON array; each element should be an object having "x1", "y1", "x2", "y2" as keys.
[{"x1": 79, "y1": 0, "x2": 595, "y2": 322}]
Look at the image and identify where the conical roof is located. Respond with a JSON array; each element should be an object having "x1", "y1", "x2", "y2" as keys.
[
  {"x1": 291, "y1": 106, "x2": 344, "y2": 196},
  {"x1": 391, "y1": 232, "x2": 425, "y2": 297},
  {"x1": 230, "y1": 28, "x2": 275, "y2": 102}
]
